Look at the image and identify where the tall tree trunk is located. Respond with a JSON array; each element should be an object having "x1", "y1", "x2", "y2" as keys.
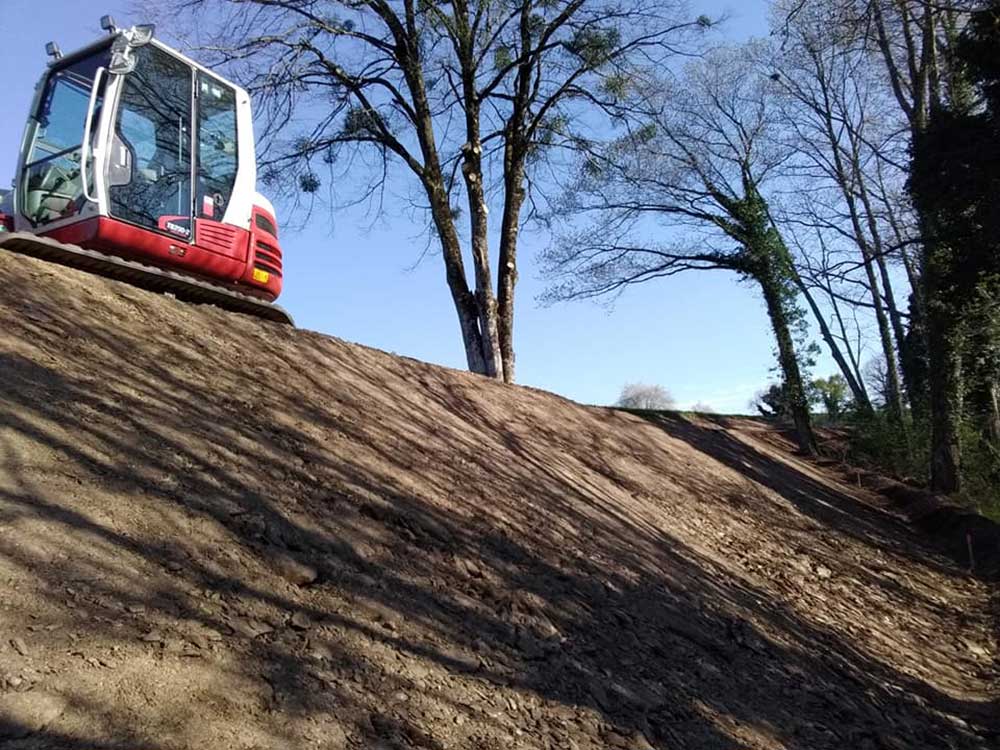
[
  {"x1": 794, "y1": 273, "x2": 873, "y2": 414},
  {"x1": 497, "y1": 153, "x2": 526, "y2": 384},
  {"x1": 461, "y1": 147, "x2": 504, "y2": 380},
  {"x1": 924, "y1": 243, "x2": 963, "y2": 492},
  {"x1": 967, "y1": 302, "x2": 1000, "y2": 452},
  {"x1": 927, "y1": 313, "x2": 963, "y2": 492},
  {"x1": 494, "y1": 3, "x2": 536, "y2": 385},
  {"x1": 399, "y1": 26, "x2": 500, "y2": 380},
  {"x1": 759, "y1": 276, "x2": 818, "y2": 456},
  {"x1": 985, "y1": 379, "x2": 1000, "y2": 449},
  {"x1": 814, "y1": 75, "x2": 906, "y2": 423},
  {"x1": 869, "y1": 0, "x2": 962, "y2": 488},
  {"x1": 431, "y1": 196, "x2": 489, "y2": 376},
  {"x1": 860, "y1": 250, "x2": 907, "y2": 423},
  {"x1": 857, "y1": 178, "x2": 914, "y2": 404},
  {"x1": 454, "y1": 5, "x2": 504, "y2": 382}
]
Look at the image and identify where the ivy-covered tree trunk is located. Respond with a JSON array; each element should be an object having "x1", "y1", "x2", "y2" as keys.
[
  {"x1": 971, "y1": 372, "x2": 1000, "y2": 450},
  {"x1": 984, "y1": 379, "x2": 1000, "y2": 449},
  {"x1": 902, "y1": 292, "x2": 931, "y2": 421},
  {"x1": 737, "y1": 186, "x2": 819, "y2": 456},
  {"x1": 924, "y1": 245, "x2": 963, "y2": 493},
  {"x1": 758, "y1": 270, "x2": 819, "y2": 456},
  {"x1": 910, "y1": 130, "x2": 974, "y2": 493},
  {"x1": 967, "y1": 295, "x2": 1000, "y2": 451}
]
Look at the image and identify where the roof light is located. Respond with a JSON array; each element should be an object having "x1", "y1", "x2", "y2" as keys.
[
  {"x1": 100, "y1": 15, "x2": 118, "y2": 34},
  {"x1": 45, "y1": 42, "x2": 62, "y2": 60},
  {"x1": 132, "y1": 24, "x2": 156, "y2": 45}
]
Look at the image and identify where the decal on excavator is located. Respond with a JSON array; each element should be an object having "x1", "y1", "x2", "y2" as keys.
[{"x1": 165, "y1": 221, "x2": 191, "y2": 238}]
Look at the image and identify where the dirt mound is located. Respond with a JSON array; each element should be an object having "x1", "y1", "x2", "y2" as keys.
[{"x1": 0, "y1": 252, "x2": 996, "y2": 749}]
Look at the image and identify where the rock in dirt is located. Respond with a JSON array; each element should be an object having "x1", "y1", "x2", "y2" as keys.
[
  {"x1": 290, "y1": 611, "x2": 312, "y2": 630},
  {"x1": 962, "y1": 639, "x2": 989, "y2": 658},
  {"x1": 0, "y1": 691, "x2": 67, "y2": 739},
  {"x1": 271, "y1": 553, "x2": 318, "y2": 586},
  {"x1": 231, "y1": 618, "x2": 275, "y2": 638},
  {"x1": 307, "y1": 640, "x2": 334, "y2": 660},
  {"x1": 10, "y1": 638, "x2": 29, "y2": 657}
]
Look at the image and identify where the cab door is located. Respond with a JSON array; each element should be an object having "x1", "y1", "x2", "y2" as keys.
[
  {"x1": 108, "y1": 44, "x2": 194, "y2": 241},
  {"x1": 18, "y1": 45, "x2": 111, "y2": 230},
  {"x1": 191, "y1": 72, "x2": 247, "y2": 263}
]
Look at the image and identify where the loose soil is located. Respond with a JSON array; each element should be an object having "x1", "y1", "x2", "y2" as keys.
[{"x1": 0, "y1": 252, "x2": 996, "y2": 749}]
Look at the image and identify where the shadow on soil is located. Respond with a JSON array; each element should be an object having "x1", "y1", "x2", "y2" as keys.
[{"x1": 0, "y1": 267, "x2": 996, "y2": 749}]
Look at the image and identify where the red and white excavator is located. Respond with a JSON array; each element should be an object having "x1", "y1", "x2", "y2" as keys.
[{"x1": 0, "y1": 17, "x2": 292, "y2": 324}]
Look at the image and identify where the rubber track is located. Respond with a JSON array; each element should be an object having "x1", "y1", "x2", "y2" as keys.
[{"x1": 0, "y1": 232, "x2": 294, "y2": 326}]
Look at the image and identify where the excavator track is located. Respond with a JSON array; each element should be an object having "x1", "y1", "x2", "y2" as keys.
[{"x1": 0, "y1": 232, "x2": 294, "y2": 326}]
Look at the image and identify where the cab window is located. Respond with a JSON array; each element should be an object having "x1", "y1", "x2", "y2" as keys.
[
  {"x1": 109, "y1": 45, "x2": 193, "y2": 235},
  {"x1": 21, "y1": 48, "x2": 110, "y2": 226},
  {"x1": 197, "y1": 74, "x2": 238, "y2": 221}
]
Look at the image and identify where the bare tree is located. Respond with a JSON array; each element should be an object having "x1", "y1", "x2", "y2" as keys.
[
  {"x1": 768, "y1": 8, "x2": 915, "y2": 425},
  {"x1": 789, "y1": 242, "x2": 873, "y2": 414},
  {"x1": 863, "y1": 354, "x2": 893, "y2": 409},
  {"x1": 542, "y1": 45, "x2": 819, "y2": 454},
  {"x1": 615, "y1": 383, "x2": 675, "y2": 410},
  {"x1": 166, "y1": 0, "x2": 704, "y2": 382}
]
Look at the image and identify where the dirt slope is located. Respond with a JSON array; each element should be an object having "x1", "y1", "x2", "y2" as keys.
[{"x1": 0, "y1": 251, "x2": 995, "y2": 750}]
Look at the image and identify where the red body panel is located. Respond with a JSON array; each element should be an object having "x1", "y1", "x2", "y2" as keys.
[
  {"x1": 41, "y1": 213, "x2": 283, "y2": 301},
  {"x1": 0, "y1": 214, "x2": 13, "y2": 233},
  {"x1": 243, "y1": 206, "x2": 283, "y2": 299},
  {"x1": 196, "y1": 220, "x2": 248, "y2": 263}
]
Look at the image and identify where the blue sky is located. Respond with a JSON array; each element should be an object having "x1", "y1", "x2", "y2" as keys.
[{"x1": 0, "y1": 0, "x2": 840, "y2": 413}]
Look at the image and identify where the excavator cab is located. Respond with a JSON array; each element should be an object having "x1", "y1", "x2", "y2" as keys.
[{"x1": 7, "y1": 20, "x2": 285, "y2": 307}]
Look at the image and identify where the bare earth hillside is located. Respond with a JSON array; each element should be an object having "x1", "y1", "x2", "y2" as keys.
[{"x1": 0, "y1": 252, "x2": 996, "y2": 749}]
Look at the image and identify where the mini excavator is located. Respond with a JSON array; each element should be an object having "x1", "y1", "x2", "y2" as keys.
[{"x1": 0, "y1": 17, "x2": 292, "y2": 324}]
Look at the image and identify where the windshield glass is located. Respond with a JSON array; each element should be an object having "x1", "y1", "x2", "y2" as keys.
[
  {"x1": 196, "y1": 72, "x2": 238, "y2": 222},
  {"x1": 21, "y1": 45, "x2": 111, "y2": 226}
]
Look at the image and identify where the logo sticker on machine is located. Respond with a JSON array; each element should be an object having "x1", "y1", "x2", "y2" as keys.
[
  {"x1": 253, "y1": 268, "x2": 270, "y2": 283},
  {"x1": 165, "y1": 221, "x2": 191, "y2": 238}
]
